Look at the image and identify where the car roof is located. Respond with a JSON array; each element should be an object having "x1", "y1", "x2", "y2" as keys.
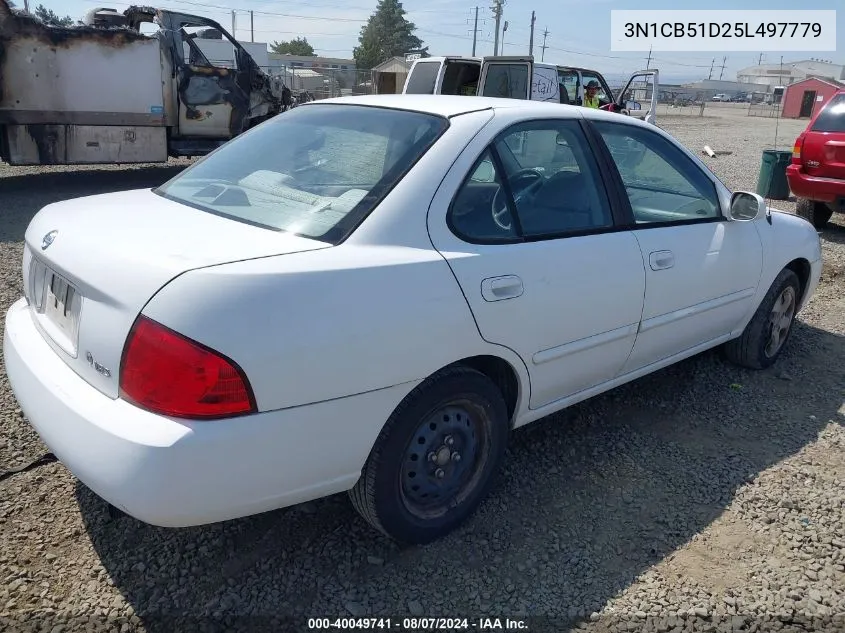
[
  {"x1": 302, "y1": 94, "x2": 659, "y2": 134},
  {"x1": 305, "y1": 94, "x2": 583, "y2": 119}
]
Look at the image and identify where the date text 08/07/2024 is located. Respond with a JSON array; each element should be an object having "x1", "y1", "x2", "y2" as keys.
[
  {"x1": 307, "y1": 618, "x2": 529, "y2": 631},
  {"x1": 623, "y1": 22, "x2": 822, "y2": 39}
]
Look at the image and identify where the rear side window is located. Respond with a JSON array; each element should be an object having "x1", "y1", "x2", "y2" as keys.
[
  {"x1": 405, "y1": 62, "x2": 440, "y2": 94},
  {"x1": 811, "y1": 94, "x2": 845, "y2": 132},
  {"x1": 155, "y1": 104, "x2": 448, "y2": 244}
]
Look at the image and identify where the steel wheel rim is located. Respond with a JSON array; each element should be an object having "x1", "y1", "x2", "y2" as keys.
[
  {"x1": 399, "y1": 400, "x2": 491, "y2": 520},
  {"x1": 765, "y1": 286, "x2": 796, "y2": 358}
]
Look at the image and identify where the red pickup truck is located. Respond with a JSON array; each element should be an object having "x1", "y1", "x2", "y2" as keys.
[{"x1": 787, "y1": 89, "x2": 845, "y2": 228}]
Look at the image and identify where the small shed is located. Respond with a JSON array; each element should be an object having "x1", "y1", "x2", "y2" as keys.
[
  {"x1": 782, "y1": 77, "x2": 845, "y2": 119},
  {"x1": 372, "y1": 56, "x2": 412, "y2": 94}
]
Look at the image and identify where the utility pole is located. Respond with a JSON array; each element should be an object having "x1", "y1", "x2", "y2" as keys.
[
  {"x1": 529, "y1": 10, "x2": 536, "y2": 56},
  {"x1": 718, "y1": 56, "x2": 727, "y2": 80},
  {"x1": 757, "y1": 52, "x2": 764, "y2": 65},
  {"x1": 23, "y1": 0, "x2": 30, "y2": 13},
  {"x1": 491, "y1": 0, "x2": 504, "y2": 56},
  {"x1": 470, "y1": 6, "x2": 480, "y2": 56},
  {"x1": 645, "y1": 45, "x2": 652, "y2": 69},
  {"x1": 708, "y1": 58, "x2": 715, "y2": 80},
  {"x1": 231, "y1": 10, "x2": 236, "y2": 38},
  {"x1": 250, "y1": 11, "x2": 254, "y2": 42},
  {"x1": 540, "y1": 27, "x2": 549, "y2": 62}
]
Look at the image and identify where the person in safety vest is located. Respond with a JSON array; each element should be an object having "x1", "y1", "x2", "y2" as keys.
[{"x1": 583, "y1": 80, "x2": 603, "y2": 108}]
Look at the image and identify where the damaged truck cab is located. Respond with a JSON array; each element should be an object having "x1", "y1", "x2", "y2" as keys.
[{"x1": 0, "y1": 1, "x2": 284, "y2": 165}]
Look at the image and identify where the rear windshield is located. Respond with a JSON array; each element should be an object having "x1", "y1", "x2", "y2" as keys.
[
  {"x1": 811, "y1": 93, "x2": 845, "y2": 132},
  {"x1": 155, "y1": 104, "x2": 448, "y2": 244}
]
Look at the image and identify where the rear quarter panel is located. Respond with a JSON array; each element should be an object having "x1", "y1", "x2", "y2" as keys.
[
  {"x1": 141, "y1": 107, "x2": 531, "y2": 414},
  {"x1": 140, "y1": 244, "x2": 510, "y2": 412}
]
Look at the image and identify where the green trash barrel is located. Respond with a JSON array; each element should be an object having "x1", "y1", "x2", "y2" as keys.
[{"x1": 756, "y1": 149, "x2": 792, "y2": 200}]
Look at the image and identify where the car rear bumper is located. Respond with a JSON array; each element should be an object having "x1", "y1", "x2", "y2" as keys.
[
  {"x1": 3, "y1": 298, "x2": 415, "y2": 527},
  {"x1": 786, "y1": 165, "x2": 845, "y2": 205}
]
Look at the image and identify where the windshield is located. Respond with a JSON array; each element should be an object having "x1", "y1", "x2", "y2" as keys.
[{"x1": 155, "y1": 104, "x2": 449, "y2": 244}]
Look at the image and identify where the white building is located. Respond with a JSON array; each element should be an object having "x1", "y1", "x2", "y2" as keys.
[{"x1": 737, "y1": 58, "x2": 845, "y2": 88}]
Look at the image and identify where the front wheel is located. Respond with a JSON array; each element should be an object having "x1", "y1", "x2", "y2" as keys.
[
  {"x1": 349, "y1": 367, "x2": 509, "y2": 544},
  {"x1": 724, "y1": 268, "x2": 801, "y2": 369}
]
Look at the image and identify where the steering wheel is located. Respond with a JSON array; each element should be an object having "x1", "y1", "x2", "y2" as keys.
[
  {"x1": 674, "y1": 198, "x2": 713, "y2": 218},
  {"x1": 491, "y1": 168, "x2": 545, "y2": 231}
]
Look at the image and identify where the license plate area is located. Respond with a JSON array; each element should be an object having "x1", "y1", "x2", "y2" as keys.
[{"x1": 29, "y1": 258, "x2": 82, "y2": 356}]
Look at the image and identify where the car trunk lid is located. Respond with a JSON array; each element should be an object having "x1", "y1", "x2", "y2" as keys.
[{"x1": 22, "y1": 188, "x2": 330, "y2": 399}]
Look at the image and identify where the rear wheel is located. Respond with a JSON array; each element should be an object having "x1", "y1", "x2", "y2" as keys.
[
  {"x1": 724, "y1": 268, "x2": 801, "y2": 370},
  {"x1": 795, "y1": 198, "x2": 833, "y2": 229},
  {"x1": 349, "y1": 367, "x2": 509, "y2": 544}
]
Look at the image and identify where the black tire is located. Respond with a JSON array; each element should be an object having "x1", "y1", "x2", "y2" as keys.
[
  {"x1": 724, "y1": 268, "x2": 801, "y2": 370},
  {"x1": 795, "y1": 198, "x2": 833, "y2": 229},
  {"x1": 349, "y1": 366, "x2": 509, "y2": 544}
]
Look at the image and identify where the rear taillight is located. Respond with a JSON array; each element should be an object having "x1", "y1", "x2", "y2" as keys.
[
  {"x1": 119, "y1": 315, "x2": 256, "y2": 420},
  {"x1": 791, "y1": 135, "x2": 805, "y2": 165}
]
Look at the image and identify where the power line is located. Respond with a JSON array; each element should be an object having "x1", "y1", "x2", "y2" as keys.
[{"x1": 157, "y1": 0, "x2": 370, "y2": 22}]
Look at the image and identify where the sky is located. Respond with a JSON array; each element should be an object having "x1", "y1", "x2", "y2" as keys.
[{"x1": 31, "y1": 0, "x2": 845, "y2": 83}]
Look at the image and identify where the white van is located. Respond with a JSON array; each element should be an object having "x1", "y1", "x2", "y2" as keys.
[{"x1": 401, "y1": 55, "x2": 659, "y2": 125}]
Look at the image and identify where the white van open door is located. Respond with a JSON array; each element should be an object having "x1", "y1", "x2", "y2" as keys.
[
  {"x1": 615, "y1": 69, "x2": 659, "y2": 125},
  {"x1": 477, "y1": 56, "x2": 532, "y2": 100},
  {"x1": 402, "y1": 57, "x2": 483, "y2": 96}
]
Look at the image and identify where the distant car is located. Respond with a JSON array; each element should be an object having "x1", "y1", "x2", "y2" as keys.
[
  {"x1": 787, "y1": 89, "x2": 845, "y2": 228},
  {"x1": 712, "y1": 94, "x2": 729, "y2": 102},
  {"x1": 4, "y1": 95, "x2": 822, "y2": 544}
]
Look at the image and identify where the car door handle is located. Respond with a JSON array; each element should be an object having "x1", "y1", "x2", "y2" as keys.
[
  {"x1": 649, "y1": 250, "x2": 675, "y2": 270},
  {"x1": 481, "y1": 275, "x2": 524, "y2": 302}
]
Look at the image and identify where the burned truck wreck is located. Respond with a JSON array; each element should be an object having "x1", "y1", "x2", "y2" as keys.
[{"x1": 0, "y1": 0, "x2": 287, "y2": 165}]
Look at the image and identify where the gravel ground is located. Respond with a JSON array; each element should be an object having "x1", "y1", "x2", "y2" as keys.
[{"x1": 0, "y1": 110, "x2": 843, "y2": 633}]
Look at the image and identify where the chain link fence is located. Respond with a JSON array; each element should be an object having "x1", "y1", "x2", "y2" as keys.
[
  {"x1": 260, "y1": 66, "x2": 376, "y2": 101},
  {"x1": 603, "y1": 86, "x2": 783, "y2": 119},
  {"x1": 260, "y1": 67, "x2": 788, "y2": 121}
]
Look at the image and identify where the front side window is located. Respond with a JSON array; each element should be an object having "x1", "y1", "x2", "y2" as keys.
[
  {"x1": 592, "y1": 121, "x2": 721, "y2": 224},
  {"x1": 811, "y1": 93, "x2": 845, "y2": 132},
  {"x1": 156, "y1": 104, "x2": 448, "y2": 243},
  {"x1": 450, "y1": 119, "x2": 614, "y2": 242}
]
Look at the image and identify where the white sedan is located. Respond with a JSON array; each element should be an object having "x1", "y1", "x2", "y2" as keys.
[{"x1": 4, "y1": 95, "x2": 822, "y2": 544}]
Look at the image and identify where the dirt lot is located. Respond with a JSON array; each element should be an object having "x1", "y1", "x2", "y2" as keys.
[{"x1": 0, "y1": 109, "x2": 843, "y2": 633}]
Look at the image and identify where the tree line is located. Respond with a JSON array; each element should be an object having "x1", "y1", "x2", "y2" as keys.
[{"x1": 272, "y1": 0, "x2": 428, "y2": 70}]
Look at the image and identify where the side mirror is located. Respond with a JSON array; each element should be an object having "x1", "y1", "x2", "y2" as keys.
[{"x1": 729, "y1": 191, "x2": 767, "y2": 221}]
